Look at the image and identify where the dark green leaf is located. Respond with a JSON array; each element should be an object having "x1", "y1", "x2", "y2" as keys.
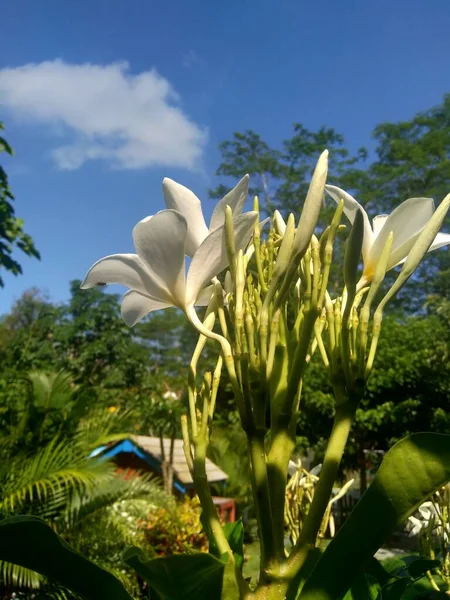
[
  {"x1": 299, "y1": 433, "x2": 450, "y2": 600},
  {"x1": 381, "y1": 557, "x2": 407, "y2": 577},
  {"x1": 381, "y1": 577, "x2": 410, "y2": 600},
  {"x1": 342, "y1": 571, "x2": 380, "y2": 600},
  {"x1": 123, "y1": 546, "x2": 239, "y2": 600},
  {"x1": 405, "y1": 558, "x2": 440, "y2": 579},
  {"x1": 0, "y1": 516, "x2": 133, "y2": 600}
]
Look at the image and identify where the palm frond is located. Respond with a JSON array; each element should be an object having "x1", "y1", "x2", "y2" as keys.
[
  {"x1": 27, "y1": 370, "x2": 76, "y2": 410},
  {"x1": 0, "y1": 438, "x2": 115, "y2": 516},
  {"x1": 60, "y1": 470, "x2": 169, "y2": 528},
  {"x1": 75, "y1": 407, "x2": 135, "y2": 451},
  {"x1": 0, "y1": 560, "x2": 44, "y2": 589}
]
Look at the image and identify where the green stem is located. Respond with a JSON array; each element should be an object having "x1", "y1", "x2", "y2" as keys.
[
  {"x1": 284, "y1": 395, "x2": 357, "y2": 580},
  {"x1": 192, "y1": 439, "x2": 251, "y2": 598},
  {"x1": 193, "y1": 440, "x2": 231, "y2": 557},
  {"x1": 247, "y1": 427, "x2": 277, "y2": 582}
]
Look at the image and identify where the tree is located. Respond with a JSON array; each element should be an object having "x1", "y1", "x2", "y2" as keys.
[
  {"x1": 0, "y1": 122, "x2": 40, "y2": 287},
  {"x1": 209, "y1": 125, "x2": 366, "y2": 216},
  {"x1": 340, "y1": 94, "x2": 450, "y2": 306}
]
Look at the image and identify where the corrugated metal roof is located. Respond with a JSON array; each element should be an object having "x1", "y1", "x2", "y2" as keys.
[{"x1": 132, "y1": 435, "x2": 228, "y2": 485}]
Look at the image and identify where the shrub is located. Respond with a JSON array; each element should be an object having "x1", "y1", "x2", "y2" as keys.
[{"x1": 140, "y1": 496, "x2": 208, "y2": 556}]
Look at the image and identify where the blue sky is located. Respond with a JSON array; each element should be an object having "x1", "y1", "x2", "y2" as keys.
[{"x1": 1, "y1": 0, "x2": 450, "y2": 313}]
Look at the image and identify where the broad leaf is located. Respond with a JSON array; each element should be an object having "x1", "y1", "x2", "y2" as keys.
[
  {"x1": 403, "y1": 557, "x2": 441, "y2": 579},
  {"x1": 205, "y1": 518, "x2": 245, "y2": 569},
  {"x1": 299, "y1": 433, "x2": 450, "y2": 600},
  {"x1": 342, "y1": 571, "x2": 380, "y2": 600},
  {"x1": 0, "y1": 516, "x2": 133, "y2": 600},
  {"x1": 123, "y1": 546, "x2": 239, "y2": 600},
  {"x1": 380, "y1": 577, "x2": 410, "y2": 600}
]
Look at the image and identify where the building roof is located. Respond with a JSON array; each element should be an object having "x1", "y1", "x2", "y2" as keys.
[
  {"x1": 133, "y1": 435, "x2": 228, "y2": 485},
  {"x1": 102, "y1": 435, "x2": 228, "y2": 487}
]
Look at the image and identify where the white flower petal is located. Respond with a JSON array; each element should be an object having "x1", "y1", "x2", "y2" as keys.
[
  {"x1": 372, "y1": 215, "x2": 388, "y2": 238},
  {"x1": 408, "y1": 515, "x2": 425, "y2": 536},
  {"x1": 186, "y1": 211, "x2": 257, "y2": 305},
  {"x1": 418, "y1": 501, "x2": 439, "y2": 522},
  {"x1": 80, "y1": 253, "x2": 169, "y2": 300},
  {"x1": 209, "y1": 175, "x2": 249, "y2": 232},
  {"x1": 195, "y1": 285, "x2": 215, "y2": 306},
  {"x1": 121, "y1": 290, "x2": 170, "y2": 326},
  {"x1": 132, "y1": 210, "x2": 187, "y2": 306},
  {"x1": 429, "y1": 231, "x2": 450, "y2": 252},
  {"x1": 325, "y1": 185, "x2": 374, "y2": 262},
  {"x1": 369, "y1": 198, "x2": 435, "y2": 271},
  {"x1": 162, "y1": 178, "x2": 208, "y2": 256}
]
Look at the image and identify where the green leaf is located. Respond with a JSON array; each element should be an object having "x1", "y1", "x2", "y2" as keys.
[
  {"x1": 381, "y1": 557, "x2": 408, "y2": 577},
  {"x1": 123, "y1": 546, "x2": 239, "y2": 600},
  {"x1": 299, "y1": 433, "x2": 450, "y2": 600},
  {"x1": 0, "y1": 516, "x2": 133, "y2": 600},
  {"x1": 205, "y1": 518, "x2": 244, "y2": 569},
  {"x1": 404, "y1": 558, "x2": 441, "y2": 579},
  {"x1": 380, "y1": 577, "x2": 410, "y2": 600},
  {"x1": 342, "y1": 571, "x2": 380, "y2": 600}
]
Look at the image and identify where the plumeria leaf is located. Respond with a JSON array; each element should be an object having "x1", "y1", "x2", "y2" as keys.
[
  {"x1": 123, "y1": 547, "x2": 238, "y2": 600},
  {"x1": 299, "y1": 433, "x2": 450, "y2": 600},
  {"x1": 133, "y1": 210, "x2": 187, "y2": 306},
  {"x1": 405, "y1": 558, "x2": 441, "y2": 579},
  {"x1": 162, "y1": 178, "x2": 209, "y2": 256},
  {"x1": 209, "y1": 175, "x2": 249, "y2": 232},
  {"x1": 342, "y1": 571, "x2": 380, "y2": 600}
]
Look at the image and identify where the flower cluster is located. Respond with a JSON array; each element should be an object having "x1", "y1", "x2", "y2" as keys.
[{"x1": 81, "y1": 176, "x2": 257, "y2": 325}]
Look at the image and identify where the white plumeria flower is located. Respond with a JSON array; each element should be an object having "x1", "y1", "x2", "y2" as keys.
[
  {"x1": 325, "y1": 185, "x2": 450, "y2": 284},
  {"x1": 407, "y1": 514, "x2": 425, "y2": 537},
  {"x1": 162, "y1": 175, "x2": 249, "y2": 256},
  {"x1": 418, "y1": 500, "x2": 439, "y2": 522},
  {"x1": 81, "y1": 207, "x2": 257, "y2": 326}
]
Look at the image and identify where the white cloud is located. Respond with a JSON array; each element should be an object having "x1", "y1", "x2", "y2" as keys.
[
  {"x1": 0, "y1": 60, "x2": 207, "y2": 171},
  {"x1": 182, "y1": 50, "x2": 204, "y2": 70}
]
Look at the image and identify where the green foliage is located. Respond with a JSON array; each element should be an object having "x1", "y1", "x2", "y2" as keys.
[
  {"x1": 0, "y1": 367, "x2": 168, "y2": 598},
  {"x1": 0, "y1": 516, "x2": 133, "y2": 600},
  {"x1": 123, "y1": 547, "x2": 239, "y2": 600},
  {"x1": 208, "y1": 424, "x2": 252, "y2": 505},
  {"x1": 209, "y1": 127, "x2": 366, "y2": 216},
  {"x1": 206, "y1": 520, "x2": 245, "y2": 570},
  {"x1": 0, "y1": 123, "x2": 40, "y2": 287},
  {"x1": 299, "y1": 433, "x2": 450, "y2": 600}
]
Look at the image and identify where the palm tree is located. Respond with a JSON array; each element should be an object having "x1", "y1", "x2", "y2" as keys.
[{"x1": 0, "y1": 370, "x2": 170, "y2": 599}]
